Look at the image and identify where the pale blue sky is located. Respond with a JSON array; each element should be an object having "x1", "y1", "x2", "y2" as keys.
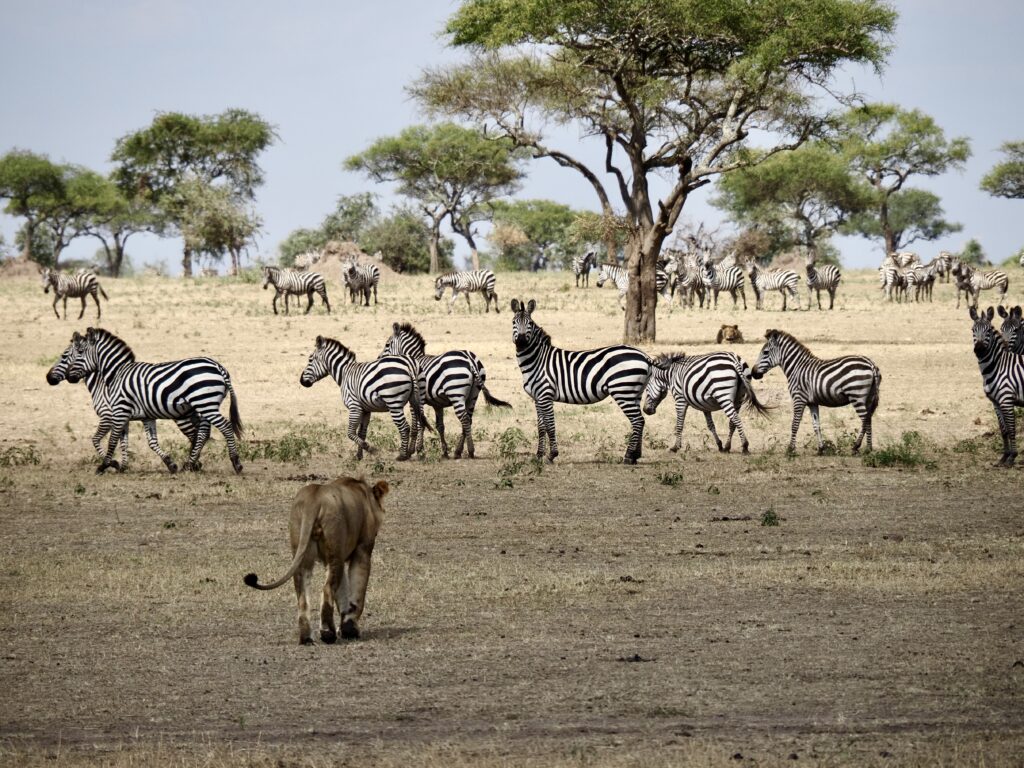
[{"x1": 2, "y1": 0, "x2": 1022, "y2": 271}]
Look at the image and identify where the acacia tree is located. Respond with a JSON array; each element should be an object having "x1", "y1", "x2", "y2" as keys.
[
  {"x1": 0, "y1": 150, "x2": 66, "y2": 263},
  {"x1": 839, "y1": 104, "x2": 970, "y2": 257},
  {"x1": 80, "y1": 179, "x2": 163, "y2": 277},
  {"x1": 111, "y1": 109, "x2": 275, "y2": 276},
  {"x1": 413, "y1": 0, "x2": 896, "y2": 342},
  {"x1": 177, "y1": 180, "x2": 262, "y2": 276},
  {"x1": 713, "y1": 143, "x2": 873, "y2": 263},
  {"x1": 345, "y1": 123, "x2": 524, "y2": 272},
  {"x1": 489, "y1": 198, "x2": 581, "y2": 270},
  {"x1": 981, "y1": 141, "x2": 1024, "y2": 200}
]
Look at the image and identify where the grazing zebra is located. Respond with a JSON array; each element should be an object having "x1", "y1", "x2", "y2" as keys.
[
  {"x1": 745, "y1": 263, "x2": 799, "y2": 311},
  {"x1": 573, "y1": 250, "x2": 596, "y2": 288},
  {"x1": 642, "y1": 352, "x2": 770, "y2": 454},
  {"x1": 878, "y1": 263, "x2": 906, "y2": 303},
  {"x1": 300, "y1": 336, "x2": 431, "y2": 460},
  {"x1": 595, "y1": 263, "x2": 629, "y2": 309},
  {"x1": 261, "y1": 266, "x2": 331, "y2": 315},
  {"x1": 997, "y1": 305, "x2": 1024, "y2": 354},
  {"x1": 906, "y1": 262, "x2": 937, "y2": 302},
  {"x1": 47, "y1": 333, "x2": 200, "y2": 470},
  {"x1": 41, "y1": 267, "x2": 108, "y2": 320},
  {"x1": 751, "y1": 329, "x2": 881, "y2": 455},
  {"x1": 953, "y1": 261, "x2": 1009, "y2": 308},
  {"x1": 805, "y1": 258, "x2": 841, "y2": 310},
  {"x1": 969, "y1": 306, "x2": 1024, "y2": 466},
  {"x1": 700, "y1": 257, "x2": 747, "y2": 310},
  {"x1": 952, "y1": 261, "x2": 974, "y2": 309},
  {"x1": 381, "y1": 322, "x2": 512, "y2": 458},
  {"x1": 65, "y1": 328, "x2": 243, "y2": 474},
  {"x1": 434, "y1": 269, "x2": 500, "y2": 314},
  {"x1": 510, "y1": 299, "x2": 652, "y2": 463},
  {"x1": 345, "y1": 260, "x2": 380, "y2": 306}
]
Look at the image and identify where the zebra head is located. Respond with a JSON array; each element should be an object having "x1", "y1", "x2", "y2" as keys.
[
  {"x1": 642, "y1": 355, "x2": 679, "y2": 415},
  {"x1": 261, "y1": 266, "x2": 276, "y2": 290},
  {"x1": 65, "y1": 329, "x2": 98, "y2": 384},
  {"x1": 46, "y1": 332, "x2": 82, "y2": 386},
  {"x1": 751, "y1": 330, "x2": 783, "y2": 380},
  {"x1": 41, "y1": 267, "x2": 54, "y2": 292},
  {"x1": 300, "y1": 336, "x2": 354, "y2": 388},
  {"x1": 594, "y1": 265, "x2": 609, "y2": 288},
  {"x1": 969, "y1": 306, "x2": 1000, "y2": 356},
  {"x1": 510, "y1": 298, "x2": 539, "y2": 351},
  {"x1": 433, "y1": 275, "x2": 447, "y2": 300},
  {"x1": 382, "y1": 322, "x2": 426, "y2": 358},
  {"x1": 997, "y1": 305, "x2": 1024, "y2": 353}
]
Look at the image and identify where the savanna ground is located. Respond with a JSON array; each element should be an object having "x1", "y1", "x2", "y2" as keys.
[{"x1": 1, "y1": 266, "x2": 1022, "y2": 767}]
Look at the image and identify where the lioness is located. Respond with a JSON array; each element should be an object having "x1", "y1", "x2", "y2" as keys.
[
  {"x1": 244, "y1": 476, "x2": 388, "y2": 645},
  {"x1": 716, "y1": 324, "x2": 744, "y2": 344}
]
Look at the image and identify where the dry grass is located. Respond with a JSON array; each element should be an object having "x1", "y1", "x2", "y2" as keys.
[{"x1": 1, "y1": 269, "x2": 1022, "y2": 767}]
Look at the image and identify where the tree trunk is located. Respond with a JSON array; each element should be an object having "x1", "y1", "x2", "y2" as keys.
[
  {"x1": 182, "y1": 246, "x2": 193, "y2": 277},
  {"x1": 604, "y1": 234, "x2": 617, "y2": 264},
  {"x1": 20, "y1": 220, "x2": 35, "y2": 262},
  {"x1": 230, "y1": 248, "x2": 240, "y2": 276},
  {"x1": 428, "y1": 229, "x2": 440, "y2": 274},
  {"x1": 623, "y1": 233, "x2": 659, "y2": 345},
  {"x1": 880, "y1": 195, "x2": 895, "y2": 257},
  {"x1": 111, "y1": 233, "x2": 124, "y2": 277},
  {"x1": 469, "y1": 244, "x2": 480, "y2": 271}
]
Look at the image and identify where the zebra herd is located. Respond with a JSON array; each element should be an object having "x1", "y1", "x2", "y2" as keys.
[{"x1": 877, "y1": 250, "x2": 1011, "y2": 308}]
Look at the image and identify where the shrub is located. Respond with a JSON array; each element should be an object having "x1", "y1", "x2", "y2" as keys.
[
  {"x1": 863, "y1": 431, "x2": 936, "y2": 469},
  {"x1": 0, "y1": 446, "x2": 40, "y2": 468},
  {"x1": 760, "y1": 509, "x2": 780, "y2": 527}
]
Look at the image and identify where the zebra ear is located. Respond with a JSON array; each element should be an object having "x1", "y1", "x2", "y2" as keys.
[
  {"x1": 526, "y1": 299, "x2": 536, "y2": 315},
  {"x1": 510, "y1": 299, "x2": 520, "y2": 312},
  {"x1": 968, "y1": 307, "x2": 978, "y2": 320},
  {"x1": 393, "y1": 322, "x2": 400, "y2": 334},
  {"x1": 764, "y1": 329, "x2": 775, "y2": 340},
  {"x1": 998, "y1": 305, "x2": 1009, "y2": 318},
  {"x1": 315, "y1": 335, "x2": 324, "y2": 347},
  {"x1": 985, "y1": 306, "x2": 995, "y2": 321},
  {"x1": 1013, "y1": 306, "x2": 1023, "y2": 319}
]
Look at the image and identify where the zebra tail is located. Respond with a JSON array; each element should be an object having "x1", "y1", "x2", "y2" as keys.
[
  {"x1": 99, "y1": 284, "x2": 109, "y2": 300},
  {"x1": 737, "y1": 359, "x2": 773, "y2": 417},
  {"x1": 225, "y1": 373, "x2": 244, "y2": 437},
  {"x1": 481, "y1": 386, "x2": 513, "y2": 408},
  {"x1": 868, "y1": 367, "x2": 882, "y2": 416},
  {"x1": 410, "y1": 388, "x2": 434, "y2": 433}
]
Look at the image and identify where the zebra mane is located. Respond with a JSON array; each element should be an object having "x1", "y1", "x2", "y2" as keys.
[
  {"x1": 393, "y1": 322, "x2": 426, "y2": 353},
  {"x1": 653, "y1": 352, "x2": 686, "y2": 369},
  {"x1": 764, "y1": 329, "x2": 816, "y2": 358},
  {"x1": 316, "y1": 336, "x2": 356, "y2": 360},
  {"x1": 86, "y1": 327, "x2": 136, "y2": 363}
]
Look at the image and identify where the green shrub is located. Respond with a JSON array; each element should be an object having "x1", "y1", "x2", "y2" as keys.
[
  {"x1": 657, "y1": 470, "x2": 685, "y2": 487},
  {"x1": 0, "y1": 446, "x2": 40, "y2": 468},
  {"x1": 760, "y1": 509, "x2": 780, "y2": 527},
  {"x1": 863, "y1": 431, "x2": 936, "y2": 469}
]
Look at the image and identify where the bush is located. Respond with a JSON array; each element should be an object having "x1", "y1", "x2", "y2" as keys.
[
  {"x1": 0, "y1": 446, "x2": 40, "y2": 468},
  {"x1": 863, "y1": 431, "x2": 936, "y2": 469}
]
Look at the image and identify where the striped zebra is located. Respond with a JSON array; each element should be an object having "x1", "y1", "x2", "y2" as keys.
[
  {"x1": 595, "y1": 262, "x2": 672, "y2": 310},
  {"x1": 751, "y1": 329, "x2": 881, "y2": 455},
  {"x1": 345, "y1": 260, "x2": 380, "y2": 306},
  {"x1": 573, "y1": 250, "x2": 596, "y2": 287},
  {"x1": 954, "y1": 261, "x2": 1009, "y2": 308},
  {"x1": 47, "y1": 333, "x2": 199, "y2": 470},
  {"x1": 262, "y1": 266, "x2": 331, "y2": 315},
  {"x1": 65, "y1": 328, "x2": 243, "y2": 474},
  {"x1": 700, "y1": 257, "x2": 747, "y2": 310},
  {"x1": 906, "y1": 262, "x2": 937, "y2": 302},
  {"x1": 744, "y1": 263, "x2": 799, "y2": 311},
  {"x1": 434, "y1": 269, "x2": 500, "y2": 314},
  {"x1": 997, "y1": 305, "x2": 1024, "y2": 354},
  {"x1": 381, "y1": 322, "x2": 512, "y2": 458},
  {"x1": 932, "y1": 251, "x2": 954, "y2": 283},
  {"x1": 510, "y1": 298, "x2": 652, "y2": 464},
  {"x1": 41, "y1": 267, "x2": 109, "y2": 320},
  {"x1": 805, "y1": 258, "x2": 841, "y2": 310},
  {"x1": 300, "y1": 336, "x2": 431, "y2": 461},
  {"x1": 890, "y1": 251, "x2": 920, "y2": 269},
  {"x1": 952, "y1": 260, "x2": 974, "y2": 309},
  {"x1": 969, "y1": 306, "x2": 1024, "y2": 466},
  {"x1": 878, "y1": 263, "x2": 906, "y2": 303},
  {"x1": 642, "y1": 352, "x2": 770, "y2": 454}
]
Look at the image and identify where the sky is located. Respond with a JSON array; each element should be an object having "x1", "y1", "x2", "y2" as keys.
[{"x1": 2, "y1": 0, "x2": 1023, "y2": 273}]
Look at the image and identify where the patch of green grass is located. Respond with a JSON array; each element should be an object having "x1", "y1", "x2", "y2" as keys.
[
  {"x1": 656, "y1": 470, "x2": 685, "y2": 487},
  {"x1": 761, "y1": 508, "x2": 780, "y2": 527},
  {"x1": 0, "y1": 445, "x2": 40, "y2": 468},
  {"x1": 863, "y1": 431, "x2": 937, "y2": 470},
  {"x1": 237, "y1": 425, "x2": 348, "y2": 463}
]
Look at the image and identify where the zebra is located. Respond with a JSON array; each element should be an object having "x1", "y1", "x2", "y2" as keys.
[
  {"x1": 41, "y1": 267, "x2": 108, "y2": 320},
  {"x1": 751, "y1": 329, "x2": 881, "y2": 455},
  {"x1": 906, "y1": 262, "x2": 937, "y2": 303},
  {"x1": 434, "y1": 269, "x2": 500, "y2": 314},
  {"x1": 595, "y1": 262, "x2": 672, "y2": 310},
  {"x1": 299, "y1": 336, "x2": 431, "y2": 461},
  {"x1": 573, "y1": 250, "x2": 596, "y2": 288},
  {"x1": 805, "y1": 257, "x2": 841, "y2": 310},
  {"x1": 47, "y1": 333, "x2": 200, "y2": 471},
  {"x1": 932, "y1": 251, "x2": 954, "y2": 283},
  {"x1": 699, "y1": 256, "x2": 747, "y2": 310},
  {"x1": 744, "y1": 263, "x2": 799, "y2": 311},
  {"x1": 345, "y1": 260, "x2": 380, "y2": 306},
  {"x1": 952, "y1": 260, "x2": 974, "y2": 309},
  {"x1": 381, "y1": 322, "x2": 512, "y2": 459},
  {"x1": 953, "y1": 261, "x2": 1009, "y2": 308},
  {"x1": 642, "y1": 352, "x2": 770, "y2": 454},
  {"x1": 510, "y1": 298, "x2": 652, "y2": 464},
  {"x1": 890, "y1": 251, "x2": 920, "y2": 269},
  {"x1": 65, "y1": 328, "x2": 243, "y2": 474},
  {"x1": 969, "y1": 306, "x2": 1024, "y2": 466},
  {"x1": 878, "y1": 263, "x2": 906, "y2": 303},
  {"x1": 261, "y1": 266, "x2": 331, "y2": 315},
  {"x1": 997, "y1": 305, "x2": 1024, "y2": 354}
]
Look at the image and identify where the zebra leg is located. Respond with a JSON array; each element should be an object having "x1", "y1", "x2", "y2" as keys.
[
  {"x1": 809, "y1": 404, "x2": 826, "y2": 454},
  {"x1": 92, "y1": 290, "x2": 102, "y2": 319},
  {"x1": 321, "y1": 288, "x2": 331, "y2": 314},
  {"x1": 1003, "y1": 404, "x2": 1017, "y2": 466},
  {"x1": 611, "y1": 391, "x2": 645, "y2": 464},
  {"x1": 99, "y1": 412, "x2": 130, "y2": 474},
  {"x1": 534, "y1": 398, "x2": 557, "y2": 461},
  {"x1": 271, "y1": 291, "x2": 279, "y2": 315},
  {"x1": 828, "y1": 288, "x2": 836, "y2": 310},
  {"x1": 703, "y1": 411, "x2": 726, "y2": 452},
  {"x1": 284, "y1": 292, "x2": 291, "y2": 315},
  {"x1": 788, "y1": 401, "x2": 806, "y2": 454},
  {"x1": 202, "y1": 411, "x2": 243, "y2": 474},
  {"x1": 852, "y1": 401, "x2": 871, "y2": 455},
  {"x1": 434, "y1": 406, "x2": 450, "y2": 458},
  {"x1": 670, "y1": 400, "x2": 689, "y2": 453},
  {"x1": 143, "y1": 420, "x2": 178, "y2": 474},
  {"x1": 460, "y1": 388, "x2": 480, "y2": 458},
  {"x1": 182, "y1": 422, "x2": 212, "y2": 472},
  {"x1": 739, "y1": 287, "x2": 747, "y2": 310},
  {"x1": 464, "y1": 291, "x2": 472, "y2": 311},
  {"x1": 492, "y1": 291, "x2": 500, "y2": 313},
  {"x1": 51, "y1": 293, "x2": 60, "y2": 319},
  {"x1": 62, "y1": 296, "x2": 69, "y2": 319},
  {"x1": 305, "y1": 290, "x2": 314, "y2": 314},
  {"x1": 447, "y1": 290, "x2": 457, "y2": 314},
  {"x1": 389, "y1": 405, "x2": 412, "y2": 461},
  {"x1": 722, "y1": 400, "x2": 750, "y2": 453}
]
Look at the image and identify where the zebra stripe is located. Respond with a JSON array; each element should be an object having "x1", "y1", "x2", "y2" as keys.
[
  {"x1": 642, "y1": 352, "x2": 769, "y2": 454},
  {"x1": 745, "y1": 264, "x2": 799, "y2": 311},
  {"x1": 700, "y1": 259, "x2": 747, "y2": 310},
  {"x1": 970, "y1": 306, "x2": 1024, "y2": 465},
  {"x1": 262, "y1": 266, "x2": 331, "y2": 315},
  {"x1": 65, "y1": 328, "x2": 243, "y2": 474},
  {"x1": 510, "y1": 298, "x2": 652, "y2": 464},
  {"x1": 381, "y1": 322, "x2": 512, "y2": 458},
  {"x1": 41, "y1": 267, "x2": 108, "y2": 320},
  {"x1": 905, "y1": 262, "x2": 937, "y2": 303},
  {"x1": 573, "y1": 250, "x2": 596, "y2": 288},
  {"x1": 997, "y1": 305, "x2": 1024, "y2": 354},
  {"x1": 300, "y1": 336, "x2": 430, "y2": 460},
  {"x1": 806, "y1": 261, "x2": 841, "y2": 310},
  {"x1": 596, "y1": 263, "x2": 672, "y2": 310},
  {"x1": 751, "y1": 329, "x2": 881, "y2": 454},
  {"x1": 47, "y1": 334, "x2": 199, "y2": 470},
  {"x1": 953, "y1": 262, "x2": 1009, "y2": 308},
  {"x1": 345, "y1": 260, "x2": 380, "y2": 306},
  {"x1": 434, "y1": 270, "x2": 499, "y2": 314}
]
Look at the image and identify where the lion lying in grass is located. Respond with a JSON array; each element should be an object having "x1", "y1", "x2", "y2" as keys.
[{"x1": 244, "y1": 476, "x2": 388, "y2": 644}]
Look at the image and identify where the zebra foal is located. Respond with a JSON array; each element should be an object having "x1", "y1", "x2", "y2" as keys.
[
  {"x1": 970, "y1": 306, "x2": 1024, "y2": 466},
  {"x1": 435, "y1": 270, "x2": 500, "y2": 314},
  {"x1": 751, "y1": 329, "x2": 881, "y2": 455},
  {"x1": 510, "y1": 298, "x2": 652, "y2": 464},
  {"x1": 642, "y1": 352, "x2": 769, "y2": 454},
  {"x1": 262, "y1": 266, "x2": 331, "y2": 315},
  {"x1": 41, "y1": 267, "x2": 108, "y2": 320}
]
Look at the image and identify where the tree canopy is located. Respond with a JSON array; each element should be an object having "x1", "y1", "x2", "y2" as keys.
[
  {"x1": 842, "y1": 188, "x2": 961, "y2": 254},
  {"x1": 415, "y1": 0, "x2": 897, "y2": 342},
  {"x1": 980, "y1": 141, "x2": 1024, "y2": 199},
  {"x1": 488, "y1": 199, "x2": 581, "y2": 270}
]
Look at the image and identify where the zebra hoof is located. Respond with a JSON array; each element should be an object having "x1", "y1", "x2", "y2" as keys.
[
  {"x1": 232, "y1": 459, "x2": 243, "y2": 475},
  {"x1": 299, "y1": 636, "x2": 314, "y2": 646},
  {"x1": 668, "y1": 446, "x2": 680, "y2": 453},
  {"x1": 741, "y1": 445, "x2": 750, "y2": 455},
  {"x1": 165, "y1": 461, "x2": 179, "y2": 474},
  {"x1": 718, "y1": 445, "x2": 728, "y2": 453},
  {"x1": 396, "y1": 454, "x2": 410, "y2": 462},
  {"x1": 622, "y1": 456, "x2": 637, "y2": 465}
]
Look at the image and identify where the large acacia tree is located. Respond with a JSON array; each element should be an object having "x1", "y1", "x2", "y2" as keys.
[
  {"x1": 981, "y1": 141, "x2": 1024, "y2": 200},
  {"x1": 345, "y1": 123, "x2": 525, "y2": 272},
  {"x1": 413, "y1": 0, "x2": 896, "y2": 343}
]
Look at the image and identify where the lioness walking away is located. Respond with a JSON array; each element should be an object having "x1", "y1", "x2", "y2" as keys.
[{"x1": 244, "y1": 476, "x2": 388, "y2": 644}]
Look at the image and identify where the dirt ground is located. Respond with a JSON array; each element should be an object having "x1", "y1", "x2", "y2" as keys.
[{"x1": 1, "y1": 268, "x2": 1022, "y2": 767}]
